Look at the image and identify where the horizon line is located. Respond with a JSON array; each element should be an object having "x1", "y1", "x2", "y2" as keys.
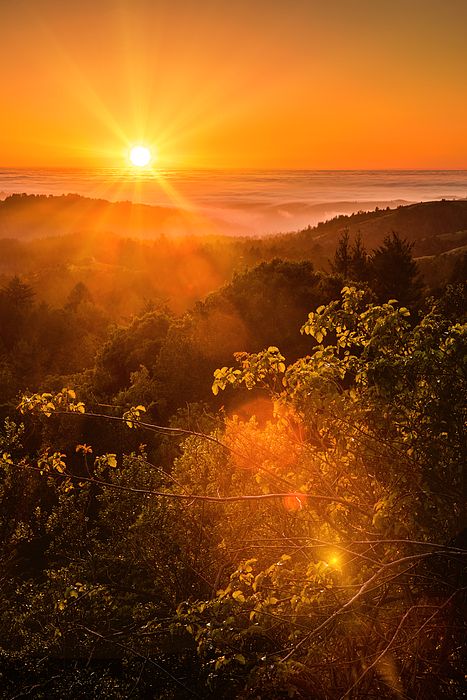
[{"x1": 1, "y1": 166, "x2": 467, "y2": 173}]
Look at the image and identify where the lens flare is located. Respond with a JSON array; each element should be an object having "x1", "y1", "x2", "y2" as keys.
[{"x1": 283, "y1": 494, "x2": 304, "y2": 511}]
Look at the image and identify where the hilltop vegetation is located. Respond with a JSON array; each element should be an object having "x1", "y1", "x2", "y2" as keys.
[{"x1": 289, "y1": 199, "x2": 467, "y2": 255}]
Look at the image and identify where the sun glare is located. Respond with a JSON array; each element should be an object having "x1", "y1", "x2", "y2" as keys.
[{"x1": 129, "y1": 145, "x2": 151, "y2": 167}]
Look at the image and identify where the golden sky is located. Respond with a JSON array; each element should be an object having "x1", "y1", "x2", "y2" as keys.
[{"x1": 1, "y1": 0, "x2": 466, "y2": 169}]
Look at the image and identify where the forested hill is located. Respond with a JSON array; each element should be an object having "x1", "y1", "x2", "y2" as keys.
[
  {"x1": 0, "y1": 196, "x2": 466, "y2": 316},
  {"x1": 0, "y1": 192, "x2": 234, "y2": 240},
  {"x1": 1, "y1": 195, "x2": 467, "y2": 258},
  {"x1": 276, "y1": 199, "x2": 467, "y2": 258}
]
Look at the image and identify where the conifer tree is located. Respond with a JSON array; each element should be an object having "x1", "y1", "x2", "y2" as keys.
[
  {"x1": 349, "y1": 232, "x2": 369, "y2": 282},
  {"x1": 330, "y1": 229, "x2": 351, "y2": 277},
  {"x1": 370, "y1": 232, "x2": 422, "y2": 306}
]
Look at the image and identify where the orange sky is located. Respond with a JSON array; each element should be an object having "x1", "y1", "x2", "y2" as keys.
[{"x1": 1, "y1": 0, "x2": 466, "y2": 169}]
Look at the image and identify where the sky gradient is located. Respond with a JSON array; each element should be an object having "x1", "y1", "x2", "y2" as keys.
[{"x1": 1, "y1": 0, "x2": 466, "y2": 169}]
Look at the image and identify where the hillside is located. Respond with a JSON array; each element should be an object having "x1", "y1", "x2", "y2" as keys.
[
  {"x1": 0, "y1": 192, "x2": 234, "y2": 240},
  {"x1": 0, "y1": 196, "x2": 466, "y2": 317},
  {"x1": 260, "y1": 199, "x2": 467, "y2": 288},
  {"x1": 276, "y1": 199, "x2": 467, "y2": 257},
  {"x1": 3, "y1": 195, "x2": 467, "y2": 256},
  {"x1": 2, "y1": 194, "x2": 467, "y2": 254},
  {"x1": 0, "y1": 231, "x2": 243, "y2": 316}
]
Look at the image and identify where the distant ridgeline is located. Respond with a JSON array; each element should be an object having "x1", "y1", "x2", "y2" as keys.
[
  {"x1": 0, "y1": 194, "x2": 466, "y2": 315},
  {"x1": 0, "y1": 192, "x2": 236, "y2": 240},
  {"x1": 1, "y1": 192, "x2": 467, "y2": 252}
]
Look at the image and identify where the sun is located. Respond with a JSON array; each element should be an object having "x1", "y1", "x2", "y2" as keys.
[{"x1": 129, "y1": 145, "x2": 152, "y2": 167}]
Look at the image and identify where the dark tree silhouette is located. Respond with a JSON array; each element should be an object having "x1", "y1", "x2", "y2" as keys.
[
  {"x1": 0, "y1": 276, "x2": 35, "y2": 352},
  {"x1": 330, "y1": 229, "x2": 351, "y2": 277},
  {"x1": 1, "y1": 275, "x2": 35, "y2": 309},
  {"x1": 65, "y1": 281, "x2": 93, "y2": 310},
  {"x1": 350, "y1": 232, "x2": 369, "y2": 282},
  {"x1": 369, "y1": 232, "x2": 423, "y2": 307}
]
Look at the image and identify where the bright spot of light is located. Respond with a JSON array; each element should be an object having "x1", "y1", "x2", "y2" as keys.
[
  {"x1": 129, "y1": 145, "x2": 152, "y2": 167},
  {"x1": 328, "y1": 555, "x2": 341, "y2": 569}
]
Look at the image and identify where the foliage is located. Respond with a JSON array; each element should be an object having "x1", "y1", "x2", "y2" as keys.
[
  {"x1": 0, "y1": 276, "x2": 109, "y2": 411},
  {"x1": 93, "y1": 310, "x2": 172, "y2": 399},
  {"x1": 203, "y1": 286, "x2": 466, "y2": 696},
  {"x1": 0, "y1": 284, "x2": 465, "y2": 697},
  {"x1": 154, "y1": 261, "x2": 342, "y2": 417}
]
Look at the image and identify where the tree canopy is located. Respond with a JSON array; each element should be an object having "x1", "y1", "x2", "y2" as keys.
[{"x1": 1, "y1": 284, "x2": 464, "y2": 698}]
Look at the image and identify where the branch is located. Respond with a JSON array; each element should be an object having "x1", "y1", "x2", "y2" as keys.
[
  {"x1": 53, "y1": 409, "x2": 298, "y2": 490},
  {"x1": 76, "y1": 625, "x2": 202, "y2": 698},
  {"x1": 53, "y1": 468, "x2": 368, "y2": 511},
  {"x1": 339, "y1": 588, "x2": 464, "y2": 699},
  {"x1": 279, "y1": 551, "x2": 454, "y2": 663}
]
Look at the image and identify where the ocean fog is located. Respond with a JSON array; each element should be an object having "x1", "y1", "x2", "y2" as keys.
[{"x1": 1, "y1": 169, "x2": 466, "y2": 235}]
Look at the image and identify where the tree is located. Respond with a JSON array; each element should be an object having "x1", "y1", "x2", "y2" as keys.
[
  {"x1": 65, "y1": 281, "x2": 93, "y2": 310},
  {"x1": 330, "y1": 228, "x2": 351, "y2": 276},
  {"x1": 155, "y1": 260, "x2": 342, "y2": 417},
  {"x1": 0, "y1": 276, "x2": 35, "y2": 352},
  {"x1": 0, "y1": 275, "x2": 35, "y2": 309},
  {"x1": 205, "y1": 287, "x2": 466, "y2": 696},
  {"x1": 92, "y1": 309, "x2": 172, "y2": 399},
  {"x1": 349, "y1": 232, "x2": 369, "y2": 281},
  {"x1": 369, "y1": 232, "x2": 423, "y2": 306}
]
